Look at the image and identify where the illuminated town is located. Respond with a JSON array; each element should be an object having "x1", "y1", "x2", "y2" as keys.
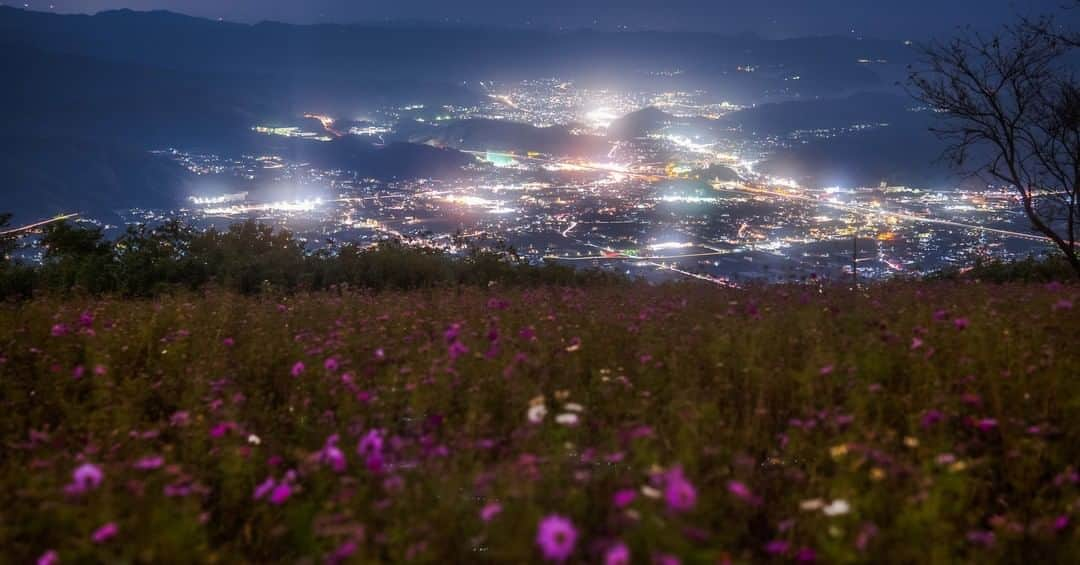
[{"x1": 105, "y1": 78, "x2": 1050, "y2": 284}]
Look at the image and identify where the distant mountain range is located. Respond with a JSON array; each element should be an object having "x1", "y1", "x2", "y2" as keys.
[
  {"x1": 0, "y1": 6, "x2": 940, "y2": 221},
  {"x1": 0, "y1": 7, "x2": 914, "y2": 102}
]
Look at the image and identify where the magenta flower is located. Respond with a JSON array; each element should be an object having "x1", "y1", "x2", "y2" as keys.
[
  {"x1": 358, "y1": 429, "x2": 384, "y2": 458},
  {"x1": 222, "y1": 337, "x2": 235, "y2": 347},
  {"x1": 764, "y1": 539, "x2": 790, "y2": 556},
  {"x1": 819, "y1": 364, "x2": 834, "y2": 376},
  {"x1": 444, "y1": 323, "x2": 462, "y2": 343},
  {"x1": 66, "y1": 463, "x2": 104, "y2": 494},
  {"x1": 51, "y1": 324, "x2": 69, "y2": 337},
  {"x1": 324, "y1": 357, "x2": 339, "y2": 373},
  {"x1": 91, "y1": 522, "x2": 118, "y2": 544},
  {"x1": 269, "y1": 482, "x2": 293, "y2": 505},
  {"x1": 134, "y1": 456, "x2": 164, "y2": 470},
  {"x1": 448, "y1": 340, "x2": 470, "y2": 361},
  {"x1": 480, "y1": 501, "x2": 503, "y2": 522},
  {"x1": 604, "y1": 542, "x2": 630, "y2": 565},
  {"x1": 170, "y1": 411, "x2": 190, "y2": 427},
  {"x1": 1053, "y1": 515, "x2": 1070, "y2": 532},
  {"x1": 975, "y1": 418, "x2": 998, "y2": 432},
  {"x1": 795, "y1": 547, "x2": 817, "y2": 563},
  {"x1": 328, "y1": 540, "x2": 358, "y2": 565},
  {"x1": 536, "y1": 514, "x2": 578, "y2": 562},
  {"x1": 290, "y1": 361, "x2": 305, "y2": 377},
  {"x1": 954, "y1": 317, "x2": 970, "y2": 330},
  {"x1": 726, "y1": 480, "x2": 758, "y2": 505},
  {"x1": 664, "y1": 468, "x2": 698, "y2": 512},
  {"x1": 321, "y1": 435, "x2": 347, "y2": 472},
  {"x1": 253, "y1": 477, "x2": 276, "y2": 500},
  {"x1": 921, "y1": 409, "x2": 944, "y2": 428},
  {"x1": 37, "y1": 550, "x2": 59, "y2": 565},
  {"x1": 613, "y1": 488, "x2": 637, "y2": 509}
]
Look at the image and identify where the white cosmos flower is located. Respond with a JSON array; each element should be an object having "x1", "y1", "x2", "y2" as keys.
[
  {"x1": 527, "y1": 404, "x2": 547, "y2": 424},
  {"x1": 247, "y1": 434, "x2": 261, "y2": 445},
  {"x1": 563, "y1": 402, "x2": 584, "y2": 413},
  {"x1": 555, "y1": 413, "x2": 580, "y2": 426},
  {"x1": 640, "y1": 485, "x2": 662, "y2": 499},
  {"x1": 823, "y1": 499, "x2": 851, "y2": 516}
]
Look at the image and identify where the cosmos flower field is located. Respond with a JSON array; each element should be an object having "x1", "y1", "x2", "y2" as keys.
[{"x1": 2, "y1": 281, "x2": 1079, "y2": 563}]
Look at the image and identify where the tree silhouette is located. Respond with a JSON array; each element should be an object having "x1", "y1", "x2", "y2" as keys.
[{"x1": 910, "y1": 8, "x2": 1080, "y2": 276}]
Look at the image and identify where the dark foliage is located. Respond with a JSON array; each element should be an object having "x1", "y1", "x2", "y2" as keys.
[{"x1": 0, "y1": 219, "x2": 619, "y2": 299}]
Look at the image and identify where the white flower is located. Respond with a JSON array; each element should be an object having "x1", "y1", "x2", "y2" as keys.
[
  {"x1": 640, "y1": 485, "x2": 662, "y2": 499},
  {"x1": 823, "y1": 499, "x2": 851, "y2": 516},
  {"x1": 247, "y1": 434, "x2": 261, "y2": 445},
  {"x1": 555, "y1": 413, "x2": 580, "y2": 426},
  {"x1": 563, "y1": 402, "x2": 584, "y2": 413},
  {"x1": 799, "y1": 498, "x2": 825, "y2": 511},
  {"x1": 527, "y1": 404, "x2": 547, "y2": 424}
]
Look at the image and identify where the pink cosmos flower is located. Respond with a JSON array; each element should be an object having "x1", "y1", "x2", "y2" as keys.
[
  {"x1": 448, "y1": 340, "x2": 470, "y2": 361},
  {"x1": 253, "y1": 477, "x2": 276, "y2": 500},
  {"x1": 51, "y1": 324, "x2": 69, "y2": 337},
  {"x1": 328, "y1": 540, "x2": 358, "y2": 565},
  {"x1": 66, "y1": 463, "x2": 104, "y2": 494},
  {"x1": 321, "y1": 435, "x2": 347, "y2": 472},
  {"x1": 170, "y1": 411, "x2": 190, "y2": 427},
  {"x1": 480, "y1": 502, "x2": 503, "y2": 522},
  {"x1": 222, "y1": 337, "x2": 235, "y2": 347},
  {"x1": 819, "y1": 365, "x2": 834, "y2": 376},
  {"x1": 954, "y1": 317, "x2": 970, "y2": 330},
  {"x1": 726, "y1": 480, "x2": 757, "y2": 506},
  {"x1": 921, "y1": 409, "x2": 944, "y2": 428},
  {"x1": 357, "y1": 429, "x2": 384, "y2": 457},
  {"x1": 613, "y1": 488, "x2": 637, "y2": 508},
  {"x1": 37, "y1": 550, "x2": 59, "y2": 565},
  {"x1": 91, "y1": 522, "x2": 118, "y2": 543},
  {"x1": 324, "y1": 357, "x2": 339, "y2": 373},
  {"x1": 764, "y1": 540, "x2": 790, "y2": 556},
  {"x1": 269, "y1": 482, "x2": 293, "y2": 505},
  {"x1": 604, "y1": 542, "x2": 630, "y2": 565},
  {"x1": 795, "y1": 547, "x2": 817, "y2": 563},
  {"x1": 664, "y1": 468, "x2": 698, "y2": 512},
  {"x1": 134, "y1": 456, "x2": 164, "y2": 470},
  {"x1": 975, "y1": 418, "x2": 998, "y2": 432},
  {"x1": 1053, "y1": 515, "x2": 1070, "y2": 532},
  {"x1": 536, "y1": 514, "x2": 578, "y2": 562},
  {"x1": 290, "y1": 361, "x2": 305, "y2": 377}
]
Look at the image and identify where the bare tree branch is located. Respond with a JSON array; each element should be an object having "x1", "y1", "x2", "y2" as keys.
[{"x1": 909, "y1": 14, "x2": 1080, "y2": 276}]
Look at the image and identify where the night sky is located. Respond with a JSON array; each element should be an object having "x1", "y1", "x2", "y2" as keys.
[{"x1": 7, "y1": 0, "x2": 1071, "y2": 38}]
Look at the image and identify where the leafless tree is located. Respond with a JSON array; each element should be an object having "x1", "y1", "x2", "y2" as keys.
[{"x1": 909, "y1": 10, "x2": 1080, "y2": 276}]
